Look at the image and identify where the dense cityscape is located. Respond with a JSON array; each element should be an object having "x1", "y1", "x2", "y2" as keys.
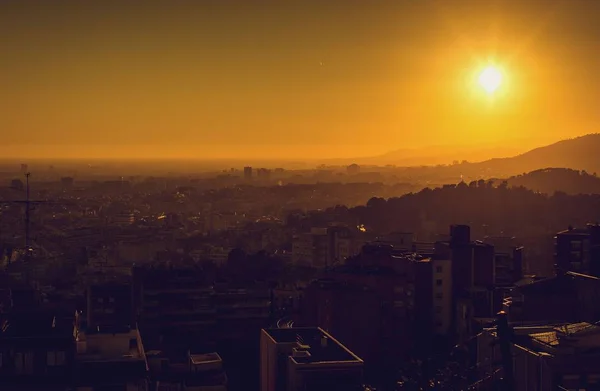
[{"x1": 2, "y1": 143, "x2": 600, "y2": 390}]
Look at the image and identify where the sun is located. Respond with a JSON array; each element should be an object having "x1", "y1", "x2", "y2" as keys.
[{"x1": 478, "y1": 66, "x2": 502, "y2": 93}]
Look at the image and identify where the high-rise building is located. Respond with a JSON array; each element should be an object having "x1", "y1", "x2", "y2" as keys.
[
  {"x1": 244, "y1": 166, "x2": 253, "y2": 180},
  {"x1": 301, "y1": 247, "x2": 427, "y2": 365},
  {"x1": 555, "y1": 224, "x2": 600, "y2": 277}
]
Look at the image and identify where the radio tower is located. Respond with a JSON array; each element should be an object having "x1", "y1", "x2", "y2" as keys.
[{"x1": 0, "y1": 172, "x2": 47, "y2": 252}]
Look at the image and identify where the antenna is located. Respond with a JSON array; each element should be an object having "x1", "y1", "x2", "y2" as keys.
[
  {"x1": 0, "y1": 172, "x2": 72, "y2": 251},
  {"x1": 25, "y1": 172, "x2": 31, "y2": 250}
]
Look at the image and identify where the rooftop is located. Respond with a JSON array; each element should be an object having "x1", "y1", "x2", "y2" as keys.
[
  {"x1": 517, "y1": 271, "x2": 600, "y2": 294},
  {"x1": 486, "y1": 322, "x2": 600, "y2": 359},
  {"x1": 263, "y1": 327, "x2": 363, "y2": 365},
  {"x1": 557, "y1": 228, "x2": 590, "y2": 236},
  {"x1": 0, "y1": 310, "x2": 74, "y2": 338},
  {"x1": 189, "y1": 352, "x2": 222, "y2": 367}
]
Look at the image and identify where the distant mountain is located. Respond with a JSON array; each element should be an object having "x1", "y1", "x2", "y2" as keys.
[
  {"x1": 374, "y1": 145, "x2": 527, "y2": 166},
  {"x1": 320, "y1": 144, "x2": 527, "y2": 167},
  {"x1": 505, "y1": 168, "x2": 600, "y2": 195},
  {"x1": 477, "y1": 134, "x2": 600, "y2": 176}
]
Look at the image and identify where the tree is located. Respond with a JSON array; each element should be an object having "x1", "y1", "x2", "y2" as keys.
[{"x1": 367, "y1": 197, "x2": 386, "y2": 209}]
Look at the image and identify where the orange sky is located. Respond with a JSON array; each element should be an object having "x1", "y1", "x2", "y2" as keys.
[{"x1": 1, "y1": 0, "x2": 599, "y2": 160}]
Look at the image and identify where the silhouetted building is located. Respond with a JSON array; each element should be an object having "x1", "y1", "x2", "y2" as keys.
[
  {"x1": 260, "y1": 327, "x2": 363, "y2": 391},
  {"x1": 430, "y1": 256, "x2": 453, "y2": 336},
  {"x1": 476, "y1": 322, "x2": 600, "y2": 390},
  {"x1": 86, "y1": 282, "x2": 133, "y2": 330},
  {"x1": 244, "y1": 167, "x2": 253, "y2": 180},
  {"x1": 441, "y1": 225, "x2": 526, "y2": 340},
  {"x1": 73, "y1": 312, "x2": 148, "y2": 390},
  {"x1": 133, "y1": 265, "x2": 216, "y2": 344},
  {"x1": 555, "y1": 224, "x2": 600, "y2": 277},
  {"x1": 0, "y1": 310, "x2": 75, "y2": 390},
  {"x1": 301, "y1": 246, "x2": 434, "y2": 367},
  {"x1": 147, "y1": 351, "x2": 228, "y2": 391},
  {"x1": 503, "y1": 271, "x2": 600, "y2": 324},
  {"x1": 292, "y1": 226, "x2": 354, "y2": 268},
  {"x1": 257, "y1": 168, "x2": 272, "y2": 181},
  {"x1": 346, "y1": 164, "x2": 360, "y2": 175}
]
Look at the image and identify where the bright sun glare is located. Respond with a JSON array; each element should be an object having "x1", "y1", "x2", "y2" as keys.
[{"x1": 478, "y1": 66, "x2": 502, "y2": 94}]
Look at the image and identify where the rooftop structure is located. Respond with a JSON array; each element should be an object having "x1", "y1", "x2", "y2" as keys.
[
  {"x1": 149, "y1": 351, "x2": 228, "y2": 391},
  {"x1": 477, "y1": 321, "x2": 600, "y2": 390},
  {"x1": 263, "y1": 328, "x2": 362, "y2": 365},
  {"x1": 73, "y1": 312, "x2": 148, "y2": 389},
  {"x1": 261, "y1": 327, "x2": 363, "y2": 391}
]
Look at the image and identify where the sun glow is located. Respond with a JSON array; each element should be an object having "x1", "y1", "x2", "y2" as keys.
[{"x1": 478, "y1": 66, "x2": 502, "y2": 93}]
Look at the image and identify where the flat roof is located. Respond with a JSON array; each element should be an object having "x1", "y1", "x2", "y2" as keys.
[
  {"x1": 189, "y1": 352, "x2": 222, "y2": 365},
  {"x1": 263, "y1": 327, "x2": 363, "y2": 365},
  {"x1": 557, "y1": 229, "x2": 590, "y2": 236},
  {"x1": 488, "y1": 322, "x2": 600, "y2": 357}
]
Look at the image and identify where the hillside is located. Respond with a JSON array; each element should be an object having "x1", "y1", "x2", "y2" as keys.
[
  {"x1": 477, "y1": 134, "x2": 600, "y2": 176},
  {"x1": 505, "y1": 168, "x2": 600, "y2": 195}
]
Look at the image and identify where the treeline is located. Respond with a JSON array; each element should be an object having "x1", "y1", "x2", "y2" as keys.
[
  {"x1": 506, "y1": 167, "x2": 600, "y2": 195},
  {"x1": 296, "y1": 181, "x2": 600, "y2": 241}
]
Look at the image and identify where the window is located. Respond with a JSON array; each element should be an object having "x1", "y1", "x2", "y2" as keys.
[
  {"x1": 436, "y1": 279, "x2": 443, "y2": 286},
  {"x1": 15, "y1": 352, "x2": 23, "y2": 372},
  {"x1": 394, "y1": 286, "x2": 404, "y2": 294},
  {"x1": 435, "y1": 293, "x2": 443, "y2": 299},
  {"x1": 56, "y1": 351, "x2": 65, "y2": 365},
  {"x1": 47, "y1": 351, "x2": 66, "y2": 366},
  {"x1": 47, "y1": 351, "x2": 56, "y2": 366},
  {"x1": 435, "y1": 306, "x2": 443, "y2": 313},
  {"x1": 436, "y1": 266, "x2": 443, "y2": 273},
  {"x1": 393, "y1": 300, "x2": 405, "y2": 308}
]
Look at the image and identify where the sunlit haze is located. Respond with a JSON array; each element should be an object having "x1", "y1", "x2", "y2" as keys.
[{"x1": 1, "y1": 0, "x2": 599, "y2": 161}]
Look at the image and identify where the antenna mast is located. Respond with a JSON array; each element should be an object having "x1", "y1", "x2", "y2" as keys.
[{"x1": 25, "y1": 172, "x2": 31, "y2": 250}]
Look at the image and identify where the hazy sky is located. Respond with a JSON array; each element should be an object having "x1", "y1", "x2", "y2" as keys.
[{"x1": 1, "y1": 0, "x2": 599, "y2": 160}]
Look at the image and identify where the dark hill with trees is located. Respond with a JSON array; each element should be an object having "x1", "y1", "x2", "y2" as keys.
[
  {"x1": 292, "y1": 182, "x2": 600, "y2": 270},
  {"x1": 505, "y1": 168, "x2": 600, "y2": 195}
]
